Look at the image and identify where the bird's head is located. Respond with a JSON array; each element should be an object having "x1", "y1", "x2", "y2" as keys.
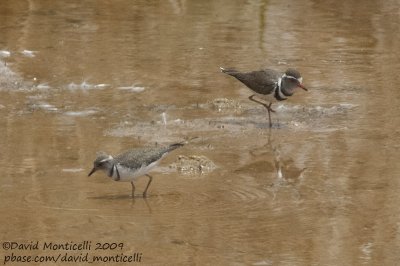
[
  {"x1": 280, "y1": 68, "x2": 308, "y2": 96},
  {"x1": 88, "y1": 152, "x2": 114, "y2": 176}
]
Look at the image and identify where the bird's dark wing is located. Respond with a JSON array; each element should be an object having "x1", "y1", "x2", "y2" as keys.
[
  {"x1": 114, "y1": 151, "x2": 143, "y2": 170},
  {"x1": 225, "y1": 69, "x2": 281, "y2": 95},
  {"x1": 115, "y1": 143, "x2": 184, "y2": 169}
]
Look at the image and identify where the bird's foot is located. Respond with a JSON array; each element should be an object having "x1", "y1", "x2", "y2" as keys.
[{"x1": 267, "y1": 103, "x2": 276, "y2": 113}]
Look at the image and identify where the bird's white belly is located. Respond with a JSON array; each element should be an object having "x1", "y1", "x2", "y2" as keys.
[{"x1": 109, "y1": 161, "x2": 159, "y2": 182}]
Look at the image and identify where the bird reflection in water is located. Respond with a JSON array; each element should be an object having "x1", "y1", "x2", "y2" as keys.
[{"x1": 238, "y1": 131, "x2": 307, "y2": 200}]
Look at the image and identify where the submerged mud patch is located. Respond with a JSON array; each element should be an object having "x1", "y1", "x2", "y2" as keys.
[
  {"x1": 105, "y1": 101, "x2": 356, "y2": 143},
  {"x1": 170, "y1": 155, "x2": 217, "y2": 175},
  {"x1": 0, "y1": 59, "x2": 25, "y2": 90},
  {"x1": 206, "y1": 98, "x2": 243, "y2": 113}
]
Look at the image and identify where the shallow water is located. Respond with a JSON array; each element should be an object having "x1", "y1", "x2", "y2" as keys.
[{"x1": 1, "y1": 0, "x2": 400, "y2": 265}]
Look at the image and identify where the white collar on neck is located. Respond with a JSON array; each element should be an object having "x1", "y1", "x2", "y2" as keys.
[{"x1": 277, "y1": 77, "x2": 282, "y2": 88}]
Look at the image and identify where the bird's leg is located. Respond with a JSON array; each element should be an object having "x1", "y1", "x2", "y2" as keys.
[
  {"x1": 249, "y1": 95, "x2": 275, "y2": 128},
  {"x1": 267, "y1": 107, "x2": 272, "y2": 128},
  {"x1": 131, "y1": 182, "x2": 135, "y2": 198},
  {"x1": 248, "y1": 95, "x2": 275, "y2": 112},
  {"x1": 267, "y1": 102, "x2": 275, "y2": 113},
  {"x1": 249, "y1": 94, "x2": 268, "y2": 109},
  {"x1": 143, "y1": 174, "x2": 153, "y2": 198}
]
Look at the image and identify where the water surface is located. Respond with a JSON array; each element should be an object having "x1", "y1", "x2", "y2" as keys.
[{"x1": 1, "y1": 0, "x2": 400, "y2": 265}]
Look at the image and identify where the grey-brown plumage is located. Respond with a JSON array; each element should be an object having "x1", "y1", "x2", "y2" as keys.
[
  {"x1": 88, "y1": 142, "x2": 184, "y2": 198},
  {"x1": 220, "y1": 68, "x2": 281, "y2": 96},
  {"x1": 113, "y1": 143, "x2": 183, "y2": 171},
  {"x1": 220, "y1": 67, "x2": 307, "y2": 127}
]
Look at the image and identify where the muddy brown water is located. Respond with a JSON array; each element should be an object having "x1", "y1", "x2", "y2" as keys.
[{"x1": 1, "y1": 1, "x2": 400, "y2": 265}]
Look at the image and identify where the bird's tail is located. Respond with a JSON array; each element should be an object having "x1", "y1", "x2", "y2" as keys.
[
  {"x1": 167, "y1": 142, "x2": 185, "y2": 152},
  {"x1": 220, "y1": 66, "x2": 238, "y2": 75},
  {"x1": 167, "y1": 137, "x2": 198, "y2": 152}
]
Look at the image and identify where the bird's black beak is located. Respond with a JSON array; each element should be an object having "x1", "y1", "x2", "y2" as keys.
[{"x1": 88, "y1": 167, "x2": 96, "y2": 177}]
